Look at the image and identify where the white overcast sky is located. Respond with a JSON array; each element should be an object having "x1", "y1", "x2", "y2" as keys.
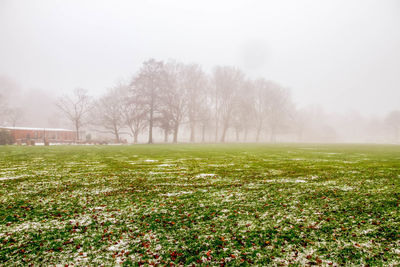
[{"x1": 0, "y1": 0, "x2": 399, "y2": 116}]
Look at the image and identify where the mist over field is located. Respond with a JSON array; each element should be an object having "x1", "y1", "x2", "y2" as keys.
[
  {"x1": 0, "y1": 0, "x2": 399, "y2": 143},
  {"x1": 1, "y1": 2, "x2": 400, "y2": 265}
]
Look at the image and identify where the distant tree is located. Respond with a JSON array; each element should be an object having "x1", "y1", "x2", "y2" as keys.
[
  {"x1": 253, "y1": 79, "x2": 271, "y2": 142},
  {"x1": 198, "y1": 104, "x2": 212, "y2": 142},
  {"x1": 0, "y1": 76, "x2": 20, "y2": 125},
  {"x1": 292, "y1": 107, "x2": 309, "y2": 142},
  {"x1": 231, "y1": 80, "x2": 255, "y2": 142},
  {"x1": 197, "y1": 83, "x2": 213, "y2": 143},
  {"x1": 385, "y1": 110, "x2": 400, "y2": 142},
  {"x1": 86, "y1": 133, "x2": 92, "y2": 142},
  {"x1": 92, "y1": 85, "x2": 126, "y2": 143},
  {"x1": 0, "y1": 90, "x2": 11, "y2": 125},
  {"x1": 122, "y1": 85, "x2": 147, "y2": 144},
  {"x1": 5, "y1": 107, "x2": 24, "y2": 127},
  {"x1": 156, "y1": 110, "x2": 173, "y2": 143},
  {"x1": 161, "y1": 62, "x2": 187, "y2": 143},
  {"x1": 0, "y1": 129, "x2": 12, "y2": 145},
  {"x1": 213, "y1": 66, "x2": 245, "y2": 142},
  {"x1": 56, "y1": 88, "x2": 91, "y2": 141},
  {"x1": 181, "y1": 64, "x2": 208, "y2": 142},
  {"x1": 292, "y1": 105, "x2": 328, "y2": 142},
  {"x1": 132, "y1": 59, "x2": 167, "y2": 144},
  {"x1": 264, "y1": 82, "x2": 292, "y2": 142}
]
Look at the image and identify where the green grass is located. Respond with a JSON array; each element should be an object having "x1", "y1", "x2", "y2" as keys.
[{"x1": 0, "y1": 144, "x2": 399, "y2": 265}]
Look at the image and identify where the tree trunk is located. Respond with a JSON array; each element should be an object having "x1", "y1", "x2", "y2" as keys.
[
  {"x1": 190, "y1": 121, "x2": 195, "y2": 142},
  {"x1": 220, "y1": 124, "x2": 228, "y2": 143},
  {"x1": 148, "y1": 100, "x2": 153, "y2": 144},
  {"x1": 235, "y1": 127, "x2": 240, "y2": 142},
  {"x1": 134, "y1": 132, "x2": 138, "y2": 144},
  {"x1": 173, "y1": 123, "x2": 179, "y2": 143},
  {"x1": 256, "y1": 127, "x2": 261, "y2": 142},
  {"x1": 114, "y1": 126, "x2": 120, "y2": 143},
  {"x1": 214, "y1": 120, "x2": 218, "y2": 143},
  {"x1": 214, "y1": 90, "x2": 218, "y2": 143},
  {"x1": 201, "y1": 124, "x2": 206, "y2": 143},
  {"x1": 164, "y1": 130, "x2": 169, "y2": 143},
  {"x1": 75, "y1": 121, "x2": 79, "y2": 141}
]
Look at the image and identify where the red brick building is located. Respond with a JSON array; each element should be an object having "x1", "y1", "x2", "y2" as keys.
[{"x1": 0, "y1": 127, "x2": 76, "y2": 144}]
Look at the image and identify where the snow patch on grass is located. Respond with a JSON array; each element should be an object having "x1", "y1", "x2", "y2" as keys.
[
  {"x1": 144, "y1": 159, "x2": 158, "y2": 163},
  {"x1": 195, "y1": 173, "x2": 216, "y2": 178},
  {"x1": 161, "y1": 191, "x2": 193, "y2": 197},
  {"x1": 158, "y1": 164, "x2": 173, "y2": 167},
  {"x1": 0, "y1": 174, "x2": 32, "y2": 181},
  {"x1": 264, "y1": 178, "x2": 307, "y2": 183}
]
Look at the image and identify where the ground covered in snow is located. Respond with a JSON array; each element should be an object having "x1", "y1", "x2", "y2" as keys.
[{"x1": 0, "y1": 144, "x2": 399, "y2": 265}]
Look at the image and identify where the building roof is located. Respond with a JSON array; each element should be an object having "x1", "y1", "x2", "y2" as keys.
[{"x1": 0, "y1": 126, "x2": 74, "y2": 132}]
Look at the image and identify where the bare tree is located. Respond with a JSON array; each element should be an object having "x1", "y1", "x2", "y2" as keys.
[
  {"x1": 213, "y1": 66, "x2": 245, "y2": 143},
  {"x1": 264, "y1": 82, "x2": 292, "y2": 142},
  {"x1": 122, "y1": 86, "x2": 147, "y2": 144},
  {"x1": 92, "y1": 85, "x2": 126, "y2": 143},
  {"x1": 181, "y1": 64, "x2": 208, "y2": 142},
  {"x1": 156, "y1": 110, "x2": 173, "y2": 142},
  {"x1": 0, "y1": 75, "x2": 20, "y2": 111},
  {"x1": 5, "y1": 107, "x2": 24, "y2": 127},
  {"x1": 56, "y1": 88, "x2": 91, "y2": 141},
  {"x1": 232, "y1": 80, "x2": 255, "y2": 142},
  {"x1": 197, "y1": 83, "x2": 213, "y2": 143},
  {"x1": 132, "y1": 59, "x2": 166, "y2": 144},
  {"x1": 292, "y1": 107, "x2": 309, "y2": 142},
  {"x1": 385, "y1": 110, "x2": 400, "y2": 142},
  {"x1": 253, "y1": 79, "x2": 273, "y2": 142},
  {"x1": 198, "y1": 106, "x2": 212, "y2": 142},
  {"x1": 161, "y1": 62, "x2": 187, "y2": 143}
]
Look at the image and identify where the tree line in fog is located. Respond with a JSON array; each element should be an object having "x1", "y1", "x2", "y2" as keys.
[
  {"x1": 56, "y1": 59, "x2": 297, "y2": 144},
  {"x1": 1, "y1": 60, "x2": 400, "y2": 143},
  {"x1": 54, "y1": 59, "x2": 400, "y2": 144}
]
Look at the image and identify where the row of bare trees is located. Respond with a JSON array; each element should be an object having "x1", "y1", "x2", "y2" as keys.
[
  {"x1": 55, "y1": 59, "x2": 400, "y2": 144},
  {"x1": 57, "y1": 59, "x2": 294, "y2": 143}
]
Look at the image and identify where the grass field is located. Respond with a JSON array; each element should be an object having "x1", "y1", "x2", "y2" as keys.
[{"x1": 0, "y1": 144, "x2": 399, "y2": 266}]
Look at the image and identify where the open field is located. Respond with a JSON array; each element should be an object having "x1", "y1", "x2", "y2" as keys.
[{"x1": 0, "y1": 144, "x2": 399, "y2": 266}]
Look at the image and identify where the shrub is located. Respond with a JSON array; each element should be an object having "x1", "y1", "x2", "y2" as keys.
[{"x1": 0, "y1": 129, "x2": 12, "y2": 145}]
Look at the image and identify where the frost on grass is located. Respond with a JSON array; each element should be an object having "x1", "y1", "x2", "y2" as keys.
[
  {"x1": 263, "y1": 178, "x2": 307, "y2": 183},
  {"x1": 0, "y1": 174, "x2": 32, "y2": 181},
  {"x1": 0, "y1": 144, "x2": 399, "y2": 266},
  {"x1": 195, "y1": 173, "x2": 216, "y2": 178},
  {"x1": 161, "y1": 191, "x2": 193, "y2": 197},
  {"x1": 144, "y1": 159, "x2": 158, "y2": 163}
]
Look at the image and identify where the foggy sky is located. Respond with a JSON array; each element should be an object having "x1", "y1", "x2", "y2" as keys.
[{"x1": 0, "y1": 0, "x2": 399, "y2": 116}]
